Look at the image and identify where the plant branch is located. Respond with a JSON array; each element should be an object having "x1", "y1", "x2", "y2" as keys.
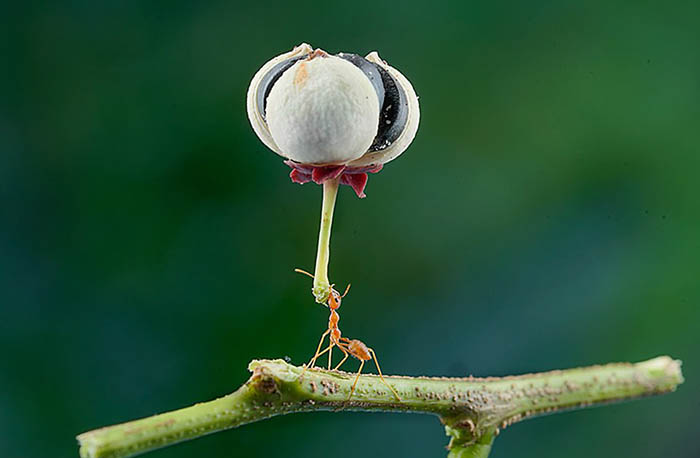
[
  {"x1": 311, "y1": 177, "x2": 339, "y2": 303},
  {"x1": 76, "y1": 356, "x2": 683, "y2": 458}
]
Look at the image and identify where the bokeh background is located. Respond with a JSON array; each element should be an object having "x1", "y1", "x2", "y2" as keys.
[{"x1": 2, "y1": 1, "x2": 698, "y2": 457}]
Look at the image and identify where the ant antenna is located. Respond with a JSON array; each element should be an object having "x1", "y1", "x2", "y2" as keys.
[{"x1": 294, "y1": 268, "x2": 315, "y2": 279}]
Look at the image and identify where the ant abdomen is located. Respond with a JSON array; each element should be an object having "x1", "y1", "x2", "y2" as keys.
[{"x1": 348, "y1": 340, "x2": 371, "y2": 361}]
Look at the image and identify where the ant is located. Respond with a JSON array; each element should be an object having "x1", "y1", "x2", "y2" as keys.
[{"x1": 295, "y1": 269, "x2": 401, "y2": 401}]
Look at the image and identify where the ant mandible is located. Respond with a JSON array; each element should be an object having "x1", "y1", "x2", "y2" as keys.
[{"x1": 295, "y1": 269, "x2": 401, "y2": 401}]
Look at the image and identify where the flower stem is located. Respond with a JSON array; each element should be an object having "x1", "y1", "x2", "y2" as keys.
[
  {"x1": 312, "y1": 177, "x2": 340, "y2": 303},
  {"x1": 77, "y1": 356, "x2": 683, "y2": 458}
]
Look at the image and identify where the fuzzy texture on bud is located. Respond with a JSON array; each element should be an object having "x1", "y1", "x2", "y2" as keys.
[{"x1": 265, "y1": 56, "x2": 380, "y2": 165}]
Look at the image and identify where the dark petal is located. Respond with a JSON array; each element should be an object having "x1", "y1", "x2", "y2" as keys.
[{"x1": 369, "y1": 65, "x2": 408, "y2": 152}]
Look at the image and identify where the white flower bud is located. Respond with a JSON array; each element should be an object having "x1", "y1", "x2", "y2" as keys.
[
  {"x1": 265, "y1": 55, "x2": 380, "y2": 165},
  {"x1": 247, "y1": 44, "x2": 419, "y2": 168}
]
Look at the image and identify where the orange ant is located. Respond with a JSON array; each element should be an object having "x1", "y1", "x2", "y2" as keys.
[{"x1": 295, "y1": 269, "x2": 401, "y2": 401}]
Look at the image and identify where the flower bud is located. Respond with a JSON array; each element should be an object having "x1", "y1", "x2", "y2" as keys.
[{"x1": 247, "y1": 44, "x2": 419, "y2": 197}]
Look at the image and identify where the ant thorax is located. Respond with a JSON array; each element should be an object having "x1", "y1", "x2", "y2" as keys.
[
  {"x1": 328, "y1": 309, "x2": 340, "y2": 328},
  {"x1": 330, "y1": 328, "x2": 341, "y2": 341}
]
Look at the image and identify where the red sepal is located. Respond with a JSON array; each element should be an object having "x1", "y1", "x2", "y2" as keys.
[
  {"x1": 341, "y1": 173, "x2": 369, "y2": 198},
  {"x1": 284, "y1": 161, "x2": 384, "y2": 198}
]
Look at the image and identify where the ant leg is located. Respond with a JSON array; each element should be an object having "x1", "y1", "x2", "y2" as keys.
[
  {"x1": 328, "y1": 345, "x2": 333, "y2": 370},
  {"x1": 335, "y1": 338, "x2": 354, "y2": 371},
  {"x1": 304, "y1": 342, "x2": 335, "y2": 374},
  {"x1": 369, "y1": 349, "x2": 401, "y2": 401},
  {"x1": 294, "y1": 268, "x2": 314, "y2": 279},
  {"x1": 333, "y1": 353, "x2": 350, "y2": 371},
  {"x1": 347, "y1": 360, "x2": 365, "y2": 401},
  {"x1": 303, "y1": 330, "x2": 329, "y2": 372},
  {"x1": 333, "y1": 350, "x2": 349, "y2": 371}
]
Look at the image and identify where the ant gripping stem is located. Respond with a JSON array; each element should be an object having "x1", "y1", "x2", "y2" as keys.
[
  {"x1": 295, "y1": 267, "x2": 350, "y2": 369},
  {"x1": 295, "y1": 269, "x2": 400, "y2": 401},
  {"x1": 294, "y1": 268, "x2": 350, "y2": 310}
]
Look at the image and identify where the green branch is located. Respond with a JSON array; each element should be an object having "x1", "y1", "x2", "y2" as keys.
[{"x1": 77, "y1": 356, "x2": 682, "y2": 458}]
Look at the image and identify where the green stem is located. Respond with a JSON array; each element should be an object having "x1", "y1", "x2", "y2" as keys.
[
  {"x1": 77, "y1": 356, "x2": 683, "y2": 458},
  {"x1": 312, "y1": 177, "x2": 340, "y2": 303},
  {"x1": 448, "y1": 432, "x2": 495, "y2": 458}
]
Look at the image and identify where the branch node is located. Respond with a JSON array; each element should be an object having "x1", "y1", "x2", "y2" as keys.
[{"x1": 250, "y1": 365, "x2": 280, "y2": 396}]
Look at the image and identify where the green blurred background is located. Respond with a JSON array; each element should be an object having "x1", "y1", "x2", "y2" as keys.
[{"x1": 2, "y1": 1, "x2": 698, "y2": 457}]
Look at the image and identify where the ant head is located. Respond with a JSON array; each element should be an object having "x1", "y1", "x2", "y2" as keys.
[
  {"x1": 327, "y1": 285, "x2": 342, "y2": 310},
  {"x1": 327, "y1": 283, "x2": 350, "y2": 310}
]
